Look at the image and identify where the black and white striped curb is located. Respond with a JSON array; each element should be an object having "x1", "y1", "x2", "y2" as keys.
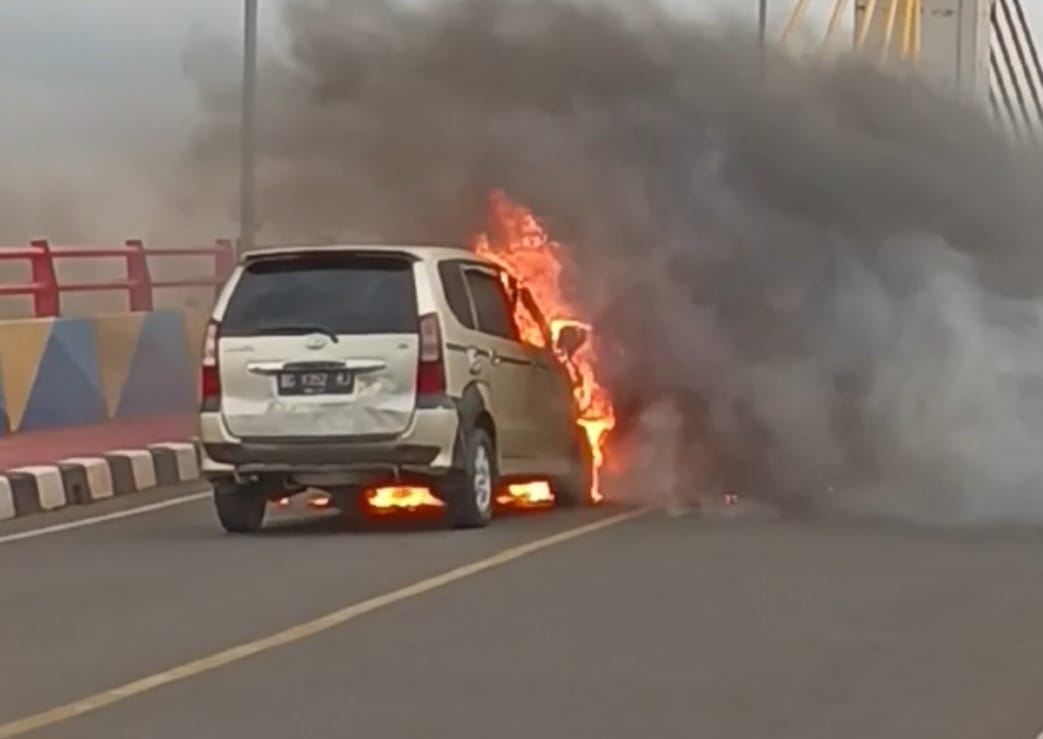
[{"x1": 0, "y1": 442, "x2": 202, "y2": 522}]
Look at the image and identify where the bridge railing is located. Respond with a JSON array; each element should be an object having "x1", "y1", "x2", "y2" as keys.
[{"x1": 0, "y1": 239, "x2": 236, "y2": 318}]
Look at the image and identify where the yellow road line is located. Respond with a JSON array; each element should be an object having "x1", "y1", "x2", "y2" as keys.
[{"x1": 0, "y1": 509, "x2": 645, "y2": 739}]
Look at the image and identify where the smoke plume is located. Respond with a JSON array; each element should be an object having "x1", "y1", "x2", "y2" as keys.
[{"x1": 180, "y1": 0, "x2": 1043, "y2": 524}]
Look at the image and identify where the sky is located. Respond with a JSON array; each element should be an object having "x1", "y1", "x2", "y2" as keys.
[
  {"x1": 7, "y1": 0, "x2": 1038, "y2": 142},
  {"x1": 1, "y1": 0, "x2": 1041, "y2": 243},
  {"x1": 0, "y1": 0, "x2": 755, "y2": 144}
]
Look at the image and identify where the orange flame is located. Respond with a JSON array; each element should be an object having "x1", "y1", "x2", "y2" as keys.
[
  {"x1": 473, "y1": 190, "x2": 615, "y2": 503},
  {"x1": 497, "y1": 481, "x2": 555, "y2": 508},
  {"x1": 366, "y1": 486, "x2": 445, "y2": 512}
]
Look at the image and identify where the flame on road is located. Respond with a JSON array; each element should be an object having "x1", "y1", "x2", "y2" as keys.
[
  {"x1": 498, "y1": 481, "x2": 555, "y2": 508},
  {"x1": 367, "y1": 486, "x2": 445, "y2": 512}
]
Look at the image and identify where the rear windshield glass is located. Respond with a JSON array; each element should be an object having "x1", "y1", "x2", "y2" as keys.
[{"x1": 221, "y1": 253, "x2": 418, "y2": 336}]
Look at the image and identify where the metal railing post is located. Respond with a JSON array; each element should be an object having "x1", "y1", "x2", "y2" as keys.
[
  {"x1": 28, "y1": 239, "x2": 59, "y2": 317},
  {"x1": 125, "y1": 239, "x2": 154, "y2": 312},
  {"x1": 214, "y1": 239, "x2": 236, "y2": 302}
]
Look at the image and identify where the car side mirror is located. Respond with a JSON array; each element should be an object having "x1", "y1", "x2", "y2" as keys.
[{"x1": 554, "y1": 324, "x2": 589, "y2": 360}]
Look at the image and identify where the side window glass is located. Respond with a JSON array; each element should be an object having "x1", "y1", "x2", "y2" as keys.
[
  {"x1": 464, "y1": 269, "x2": 519, "y2": 341},
  {"x1": 438, "y1": 261, "x2": 476, "y2": 329}
]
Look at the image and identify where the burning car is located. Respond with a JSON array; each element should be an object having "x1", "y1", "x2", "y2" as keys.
[{"x1": 197, "y1": 194, "x2": 615, "y2": 533}]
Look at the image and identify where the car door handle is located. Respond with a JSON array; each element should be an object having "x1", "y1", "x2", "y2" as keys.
[
  {"x1": 489, "y1": 350, "x2": 502, "y2": 366},
  {"x1": 466, "y1": 347, "x2": 484, "y2": 375}
]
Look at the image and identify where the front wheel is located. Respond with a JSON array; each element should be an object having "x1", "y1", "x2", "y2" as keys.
[
  {"x1": 440, "y1": 427, "x2": 497, "y2": 529},
  {"x1": 551, "y1": 429, "x2": 595, "y2": 508},
  {"x1": 212, "y1": 480, "x2": 268, "y2": 534}
]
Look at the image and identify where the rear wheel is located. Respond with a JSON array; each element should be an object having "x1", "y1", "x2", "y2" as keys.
[
  {"x1": 212, "y1": 480, "x2": 268, "y2": 534},
  {"x1": 441, "y1": 427, "x2": 497, "y2": 529},
  {"x1": 551, "y1": 429, "x2": 594, "y2": 508}
]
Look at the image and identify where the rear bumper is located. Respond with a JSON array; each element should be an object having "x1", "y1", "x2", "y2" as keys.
[
  {"x1": 205, "y1": 441, "x2": 440, "y2": 467},
  {"x1": 198, "y1": 405, "x2": 460, "y2": 482}
]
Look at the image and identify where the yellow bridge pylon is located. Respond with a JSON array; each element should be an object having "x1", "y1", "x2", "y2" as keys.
[{"x1": 780, "y1": 0, "x2": 923, "y2": 63}]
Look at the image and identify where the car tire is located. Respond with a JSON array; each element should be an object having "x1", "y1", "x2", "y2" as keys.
[
  {"x1": 213, "y1": 480, "x2": 267, "y2": 534},
  {"x1": 442, "y1": 427, "x2": 497, "y2": 529},
  {"x1": 551, "y1": 429, "x2": 595, "y2": 508}
]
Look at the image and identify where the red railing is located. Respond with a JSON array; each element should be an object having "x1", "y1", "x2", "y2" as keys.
[{"x1": 0, "y1": 239, "x2": 236, "y2": 317}]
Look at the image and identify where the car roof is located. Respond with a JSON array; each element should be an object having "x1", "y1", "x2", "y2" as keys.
[{"x1": 241, "y1": 243, "x2": 490, "y2": 264}]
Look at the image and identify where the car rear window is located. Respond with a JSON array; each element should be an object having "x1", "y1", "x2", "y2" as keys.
[{"x1": 221, "y1": 253, "x2": 418, "y2": 336}]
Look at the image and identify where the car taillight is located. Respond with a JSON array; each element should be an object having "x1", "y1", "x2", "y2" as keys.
[
  {"x1": 417, "y1": 313, "x2": 445, "y2": 395},
  {"x1": 201, "y1": 320, "x2": 221, "y2": 403}
]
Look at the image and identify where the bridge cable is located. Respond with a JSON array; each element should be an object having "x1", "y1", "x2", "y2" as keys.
[
  {"x1": 822, "y1": 0, "x2": 849, "y2": 51},
  {"x1": 1009, "y1": 0, "x2": 1043, "y2": 93},
  {"x1": 880, "y1": 0, "x2": 901, "y2": 63},
  {"x1": 855, "y1": 0, "x2": 878, "y2": 49},
  {"x1": 901, "y1": 0, "x2": 917, "y2": 60},
  {"x1": 992, "y1": 0, "x2": 1041, "y2": 138},
  {"x1": 990, "y1": 50, "x2": 1025, "y2": 140},
  {"x1": 781, "y1": 0, "x2": 813, "y2": 45},
  {"x1": 1002, "y1": 0, "x2": 1043, "y2": 125},
  {"x1": 912, "y1": 0, "x2": 921, "y2": 60}
]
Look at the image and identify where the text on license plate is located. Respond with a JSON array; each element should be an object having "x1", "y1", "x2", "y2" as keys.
[{"x1": 277, "y1": 370, "x2": 354, "y2": 395}]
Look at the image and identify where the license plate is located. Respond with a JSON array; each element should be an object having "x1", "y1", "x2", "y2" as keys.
[{"x1": 276, "y1": 370, "x2": 354, "y2": 396}]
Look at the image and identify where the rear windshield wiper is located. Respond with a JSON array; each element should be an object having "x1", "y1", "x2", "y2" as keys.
[{"x1": 248, "y1": 324, "x2": 340, "y2": 343}]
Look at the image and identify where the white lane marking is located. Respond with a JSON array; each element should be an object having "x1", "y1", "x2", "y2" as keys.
[{"x1": 0, "y1": 491, "x2": 209, "y2": 546}]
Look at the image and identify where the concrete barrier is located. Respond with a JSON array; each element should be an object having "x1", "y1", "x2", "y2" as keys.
[
  {"x1": 0, "y1": 442, "x2": 203, "y2": 521},
  {"x1": 0, "y1": 309, "x2": 206, "y2": 435}
]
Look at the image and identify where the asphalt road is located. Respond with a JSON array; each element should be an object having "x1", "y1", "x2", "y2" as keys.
[{"x1": 3, "y1": 489, "x2": 1043, "y2": 739}]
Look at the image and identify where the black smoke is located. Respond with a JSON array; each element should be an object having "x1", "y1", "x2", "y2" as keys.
[{"x1": 180, "y1": 0, "x2": 1043, "y2": 523}]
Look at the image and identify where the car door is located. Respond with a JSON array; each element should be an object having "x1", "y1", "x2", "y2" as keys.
[
  {"x1": 460, "y1": 265, "x2": 536, "y2": 473},
  {"x1": 513, "y1": 288, "x2": 575, "y2": 466}
]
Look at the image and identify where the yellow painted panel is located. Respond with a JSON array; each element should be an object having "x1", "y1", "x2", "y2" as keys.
[
  {"x1": 0, "y1": 319, "x2": 54, "y2": 430},
  {"x1": 183, "y1": 310, "x2": 209, "y2": 364},
  {"x1": 182, "y1": 310, "x2": 208, "y2": 403},
  {"x1": 91, "y1": 313, "x2": 145, "y2": 419}
]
